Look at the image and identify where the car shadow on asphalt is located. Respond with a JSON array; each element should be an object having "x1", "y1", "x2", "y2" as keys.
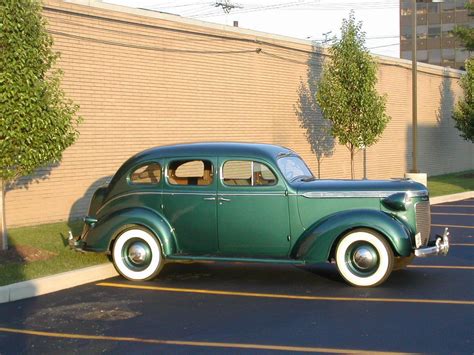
[
  {"x1": 116, "y1": 259, "x2": 466, "y2": 300},
  {"x1": 141, "y1": 260, "x2": 348, "y2": 293}
]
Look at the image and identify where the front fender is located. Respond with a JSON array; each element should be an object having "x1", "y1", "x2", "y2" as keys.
[
  {"x1": 82, "y1": 207, "x2": 177, "y2": 256},
  {"x1": 291, "y1": 209, "x2": 412, "y2": 263}
]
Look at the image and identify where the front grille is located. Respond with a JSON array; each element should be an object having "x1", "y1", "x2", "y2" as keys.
[{"x1": 415, "y1": 201, "x2": 431, "y2": 247}]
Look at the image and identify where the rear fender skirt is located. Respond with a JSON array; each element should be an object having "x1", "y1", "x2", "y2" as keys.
[{"x1": 291, "y1": 209, "x2": 412, "y2": 263}]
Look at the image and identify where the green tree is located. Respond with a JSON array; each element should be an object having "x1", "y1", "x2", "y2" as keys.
[
  {"x1": 0, "y1": 0, "x2": 81, "y2": 250},
  {"x1": 316, "y1": 12, "x2": 390, "y2": 179},
  {"x1": 452, "y1": 2, "x2": 474, "y2": 52},
  {"x1": 452, "y1": 58, "x2": 474, "y2": 143}
]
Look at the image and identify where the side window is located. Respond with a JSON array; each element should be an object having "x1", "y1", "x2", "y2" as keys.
[
  {"x1": 223, "y1": 161, "x2": 277, "y2": 186},
  {"x1": 223, "y1": 161, "x2": 252, "y2": 186},
  {"x1": 130, "y1": 163, "x2": 161, "y2": 184},
  {"x1": 168, "y1": 160, "x2": 213, "y2": 186},
  {"x1": 254, "y1": 162, "x2": 277, "y2": 186}
]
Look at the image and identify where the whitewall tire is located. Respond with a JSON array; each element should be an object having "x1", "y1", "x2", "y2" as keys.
[
  {"x1": 335, "y1": 229, "x2": 394, "y2": 287},
  {"x1": 112, "y1": 228, "x2": 163, "y2": 281}
]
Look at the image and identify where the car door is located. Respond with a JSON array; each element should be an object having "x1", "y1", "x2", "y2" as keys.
[
  {"x1": 217, "y1": 158, "x2": 291, "y2": 257},
  {"x1": 162, "y1": 157, "x2": 218, "y2": 254}
]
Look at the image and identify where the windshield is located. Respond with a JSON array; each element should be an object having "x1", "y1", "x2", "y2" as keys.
[{"x1": 277, "y1": 156, "x2": 314, "y2": 182}]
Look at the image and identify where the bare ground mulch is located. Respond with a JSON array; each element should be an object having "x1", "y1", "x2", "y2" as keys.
[{"x1": 0, "y1": 245, "x2": 57, "y2": 264}]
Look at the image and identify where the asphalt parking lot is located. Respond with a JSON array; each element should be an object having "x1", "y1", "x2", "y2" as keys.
[{"x1": 0, "y1": 199, "x2": 472, "y2": 354}]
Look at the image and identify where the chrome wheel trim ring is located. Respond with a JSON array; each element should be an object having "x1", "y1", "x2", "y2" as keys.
[
  {"x1": 113, "y1": 229, "x2": 162, "y2": 280},
  {"x1": 336, "y1": 231, "x2": 390, "y2": 287}
]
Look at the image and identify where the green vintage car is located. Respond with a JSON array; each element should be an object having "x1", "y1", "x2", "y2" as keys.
[{"x1": 70, "y1": 142, "x2": 449, "y2": 287}]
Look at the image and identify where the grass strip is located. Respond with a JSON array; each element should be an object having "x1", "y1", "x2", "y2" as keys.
[
  {"x1": 428, "y1": 170, "x2": 474, "y2": 197},
  {"x1": 0, "y1": 221, "x2": 108, "y2": 286}
]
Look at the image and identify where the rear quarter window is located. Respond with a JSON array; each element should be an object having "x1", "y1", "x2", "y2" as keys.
[{"x1": 129, "y1": 163, "x2": 162, "y2": 184}]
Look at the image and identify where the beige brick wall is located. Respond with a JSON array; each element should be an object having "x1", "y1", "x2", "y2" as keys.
[{"x1": 5, "y1": 0, "x2": 474, "y2": 227}]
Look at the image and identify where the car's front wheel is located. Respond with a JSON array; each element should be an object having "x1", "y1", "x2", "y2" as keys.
[
  {"x1": 335, "y1": 229, "x2": 394, "y2": 287},
  {"x1": 112, "y1": 227, "x2": 164, "y2": 281}
]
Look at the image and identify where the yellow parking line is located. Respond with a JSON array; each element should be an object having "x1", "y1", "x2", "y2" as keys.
[
  {"x1": 0, "y1": 327, "x2": 412, "y2": 354},
  {"x1": 96, "y1": 282, "x2": 474, "y2": 306},
  {"x1": 431, "y1": 212, "x2": 474, "y2": 216},
  {"x1": 431, "y1": 224, "x2": 474, "y2": 229},
  {"x1": 407, "y1": 265, "x2": 474, "y2": 270},
  {"x1": 451, "y1": 243, "x2": 474, "y2": 247}
]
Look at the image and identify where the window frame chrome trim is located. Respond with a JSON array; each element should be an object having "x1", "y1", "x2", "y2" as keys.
[{"x1": 219, "y1": 159, "x2": 279, "y2": 188}]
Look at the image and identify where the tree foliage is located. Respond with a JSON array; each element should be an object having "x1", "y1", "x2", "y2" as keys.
[
  {"x1": 452, "y1": 58, "x2": 474, "y2": 143},
  {"x1": 452, "y1": 2, "x2": 474, "y2": 52},
  {"x1": 0, "y1": 0, "x2": 81, "y2": 183},
  {"x1": 0, "y1": 0, "x2": 81, "y2": 250},
  {"x1": 316, "y1": 12, "x2": 390, "y2": 179}
]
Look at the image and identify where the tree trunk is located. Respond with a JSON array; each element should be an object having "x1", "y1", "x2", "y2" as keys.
[
  {"x1": 317, "y1": 159, "x2": 321, "y2": 179},
  {"x1": 0, "y1": 179, "x2": 7, "y2": 251},
  {"x1": 363, "y1": 147, "x2": 367, "y2": 179},
  {"x1": 350, "y1": 148, "x2": 355, "y2": 179}
]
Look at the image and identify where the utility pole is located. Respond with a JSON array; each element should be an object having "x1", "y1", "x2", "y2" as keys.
[
  {"x1": 322, "y1": 31, "x2": 333, "y2": 44},
  {"x1": 405, "y1": 0, "x2": 427, "y2": 187},
  {"x1": 214, "y1": 1, "x2": 242, "y2": 26},
  {"x1": 411, "y1": 0, "x2": 418, "y2": 173},
  {"x1": 214, "y1": 0, "x2": 242, "y2": 14}
]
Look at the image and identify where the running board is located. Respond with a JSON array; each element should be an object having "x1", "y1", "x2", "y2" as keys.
[{"x1": 166, "y1": 255, "x2": 306, "y2": 265}]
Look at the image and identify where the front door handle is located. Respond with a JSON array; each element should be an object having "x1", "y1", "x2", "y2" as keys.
[
  {"x1": 203, "y1": 197, "x2": 216, "y2": 201},
  {"x1": 219, "y1": 197, "x2": 231, "y2": 202}
]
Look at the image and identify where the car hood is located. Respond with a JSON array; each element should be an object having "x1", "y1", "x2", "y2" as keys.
[{"x1": 295, "y1": 178, "x2": 428, "y2": 197}]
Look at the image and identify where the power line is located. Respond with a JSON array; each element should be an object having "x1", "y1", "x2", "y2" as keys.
[
  {"x1": 365, "y1": 35, "x2": 399, "y2": 40},
  {"x1": 190, "y1": 0, "x2": 399, "y2": 18},
  {"x1": 43, "y1": 6, "x2": 319, "y2": 55},
  {"x1": 149, "y1": 2, "x2": 210, "y2": 10},
  {"x1": 52, "y1": 18, "x2": 220, "y2": 43},
  {"x1": 368, "y1": 43, "x2": 399, "y2": 49},
  {"x1": 180, "y1": 5, "x2": 216, "y2": 16},
  {"x1": 49, "y1": 29, "x2": 260, "y2": 55},
  {"x1": 47, "y1": 28, "x2": 327, "y2": 67},
  {"x1": 47, "y1": 4, "x2": 399, "y2": 58},
  {"x1": 310, "y1": 35, "x2": 399, "y2": 41},
  {"x1": 191, "y1": 0, "x2": 315, "y2": 18}
]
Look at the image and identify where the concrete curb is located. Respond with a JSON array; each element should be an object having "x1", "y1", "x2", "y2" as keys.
[
  {"x1": 430, "y1": 191, "x2": 474, "y2": 205},
  {"x1": 0, "y1": 263, "x2": 118, "y2": 304},
  {"x1": 0, "y1": 191, "x2": 471, "y2": 304}
]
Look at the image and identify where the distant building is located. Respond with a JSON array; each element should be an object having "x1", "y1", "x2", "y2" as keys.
[{"x1": 400, "y1": 0, "x2": 473, "y2": 70}]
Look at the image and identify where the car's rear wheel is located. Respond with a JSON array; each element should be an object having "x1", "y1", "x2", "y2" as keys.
[
  {"x1": 112, "y1": 227, "x2": 163, "y2": 281},
  {"x1": 335, "y1": 229, "x2": 394, "y2": 287}
]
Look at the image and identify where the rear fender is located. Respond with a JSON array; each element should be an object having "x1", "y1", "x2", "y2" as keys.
[
  {"x1": 82, "y1": 207, "x2": 177, "y2": 256},
  {"x1": 291, "y1": 209, "x2": 412, "y2": 263}
]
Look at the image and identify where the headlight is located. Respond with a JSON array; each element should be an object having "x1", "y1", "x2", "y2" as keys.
[{"x1": 382, "y1": 192, "x2": 408, "y2": 211}]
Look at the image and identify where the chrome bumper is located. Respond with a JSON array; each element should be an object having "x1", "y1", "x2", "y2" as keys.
[
  {"x1": 68, "y1": 231, "x2": 86, "y2": 253},
  {"x1": 414, "y1": 228, "x2": 450, "y2": 257}
]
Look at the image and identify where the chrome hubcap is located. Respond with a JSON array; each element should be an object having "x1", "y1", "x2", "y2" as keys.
[
  {"x1": 128, "y1": 243, "x2": 147, "y2": 265},
  {"x1": 353, "y1": 247, "x2": 376, "y2": 270}
]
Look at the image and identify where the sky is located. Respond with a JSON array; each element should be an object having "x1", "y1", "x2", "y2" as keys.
[{"x1": 103, "y1": 0, "x2": 401, "y2": 58}]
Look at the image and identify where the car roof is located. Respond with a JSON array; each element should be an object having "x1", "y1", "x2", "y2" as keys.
[
  {"x1": 107, "y1": 142, "x2": 298, "y2": 193},
  {"x1": 129, "y1": 142, "x2": 295, "y2": 162}
]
